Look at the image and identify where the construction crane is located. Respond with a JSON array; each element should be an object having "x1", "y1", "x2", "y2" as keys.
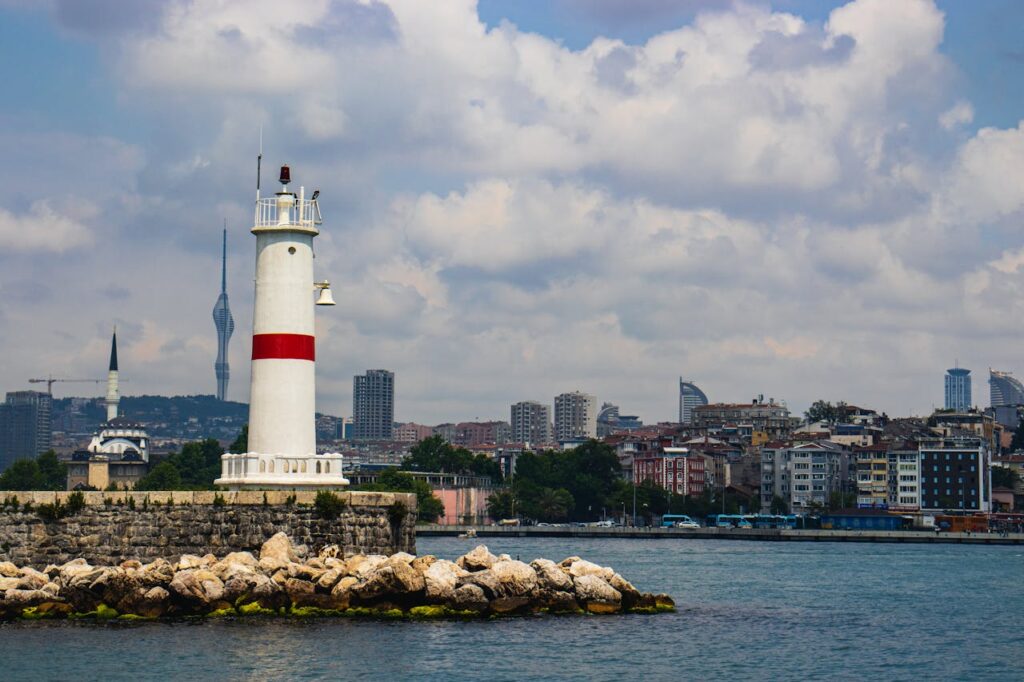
[{"x1": 28, "y1": 377, "x2": 105, "y2": 396}]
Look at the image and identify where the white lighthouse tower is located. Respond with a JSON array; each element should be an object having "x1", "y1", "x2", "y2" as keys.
[{"x1": 216, "y1": 163, "x2": 347, "y2": 490}]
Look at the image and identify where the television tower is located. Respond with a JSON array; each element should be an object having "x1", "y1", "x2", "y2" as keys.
[{"x1": 212, "y1": 226, "x2": 234, "y2": 401}]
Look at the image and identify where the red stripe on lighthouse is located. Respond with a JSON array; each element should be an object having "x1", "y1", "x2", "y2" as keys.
[{"x1": 251, "y1": 334, "x2": 315, "y2": 361}]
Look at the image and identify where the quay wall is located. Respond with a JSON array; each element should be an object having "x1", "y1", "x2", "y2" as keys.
[
  {"x1": 417, "y1": 525, "x2": 1024, "y2": 545},
  {"x1": 0, "y1": 491, "x2": 417, "y2": 568}
]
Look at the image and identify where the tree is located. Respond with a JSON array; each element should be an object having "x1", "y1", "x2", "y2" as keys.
[
  {"x1": 486, "y1": 490, "x2": 515, "y2": 520},
  {"x1": 401, "y1": 435, "x2": 502, "y2": 481},
  {"x1": 827, "y1": 490, "x2": 856, "y2": 511},
  {"x1": 135, "y1": 461, "x2": 182, "y2": 491},
  {"x1": 992, "y1": 466, "x2": 1020, "y2": 489},
  {"x1": 531, "y1": 487, "x2": 573, "y2": 522},
  {"x1": 167, "y1": 439, "x2": 224, "y2": 488},
  {"x1": 805, "y1": 400, "x2": 838, "y2": 424},
  {"x1": 770, "y1": 495, "x2": 789, "y2": 515},
  {"x1": 0, "y1": 459, "x2": 45, "y2": 490},
  {"x1": 36, "y1": 450, "x2": 67, "y2": 490},
  {"x1": 229, "y1": 425, "x2": 248, "y2": 453},
  {"x1": 357, "y1": 467, "x2": 445, "y2": 524}
]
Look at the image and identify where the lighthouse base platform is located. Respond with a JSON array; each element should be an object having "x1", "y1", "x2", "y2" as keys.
[{"x1": 215, "y1": 452, "x2": 350, "y2": 490}]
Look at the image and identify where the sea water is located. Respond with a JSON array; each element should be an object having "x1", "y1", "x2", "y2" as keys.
[{"x1": 1, "y1": 538, "x2": 1021, "y2": 681}]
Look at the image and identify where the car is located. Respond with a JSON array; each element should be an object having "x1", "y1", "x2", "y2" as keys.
[
  {"x1": 594, "y1": 520, "x2": 615, "y2": 527},
  {"x1": 675, "y1": 520, "x2": 700, "y2": 529}
]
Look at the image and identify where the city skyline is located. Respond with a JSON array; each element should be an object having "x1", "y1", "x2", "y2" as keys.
[{"x1": 1, "y1": 1, "x2": 1023, "y2": 423}]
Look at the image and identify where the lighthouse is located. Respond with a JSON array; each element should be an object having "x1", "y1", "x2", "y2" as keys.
[{"x1": 216, "y1": 163, "x2": 347, "y2": 489}]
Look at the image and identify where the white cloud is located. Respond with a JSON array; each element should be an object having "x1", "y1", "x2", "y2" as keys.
[
  {"x1": 0, "y1": 201, "x2": 92, "y2": 252},
  {"x1": 939, "y1": 100, "x2": 974, "y2": 130}
]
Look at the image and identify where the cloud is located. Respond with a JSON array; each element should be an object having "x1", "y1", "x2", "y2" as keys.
[
  {"x1": 0, "y1": 201, "x2": 92, "y2": 252},
  {"x1": 1, "y1": 0, "x2": 1023, "y2": 422}
]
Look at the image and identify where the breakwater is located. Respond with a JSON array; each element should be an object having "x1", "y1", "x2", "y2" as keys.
[
  {"x1": 417, "y1": 525, "x2": 1024, "y2": 545},
  {"x1": 0, "y1": 491, "x2": 417, "y2": 568},
  {"x1": 0, "y1": 533, "x2": 673, "y2": 620}
]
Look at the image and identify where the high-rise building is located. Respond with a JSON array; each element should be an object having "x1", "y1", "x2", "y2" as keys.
[
  {"x1": 678, "y1": 379, "x2": 709, "y2": 424},
  {"x1": 510, "y1": 401, "x2": 552, "y2": 444},
  {"x1": 553, "y1": 391, "x2": 596, "y2": 442},
  {"x1": 989, "y1": 369, "x2": 1024, "y2": 408},
  {"x1": 353, "y1": 369, "x2": 395, "y2": 440},
  {"x1": 945, "y1": 367, "x2": 971, "y2": 411},
  {"x1": 596, "y1": 403, "x2": 643, "y2": 437},
  {"x1": 0, "y1": 390, "x2": 52, "y2": 472},
  {"x1": 212, "y1": 228, "x2": 235, "y2": 401}
]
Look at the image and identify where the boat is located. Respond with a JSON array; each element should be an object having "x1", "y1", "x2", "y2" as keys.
[{"x1": 457, "y1": 528, "x2": 478, "y2": 539}]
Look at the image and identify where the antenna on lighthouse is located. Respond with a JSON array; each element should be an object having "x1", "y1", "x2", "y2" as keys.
[{"x1": 256, "y1": 126, "x2": 263, "y2": 201}]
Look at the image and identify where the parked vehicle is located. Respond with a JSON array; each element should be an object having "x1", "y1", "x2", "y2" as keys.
[{"x1": 661, "y1": 514, "x2": 699, "y2": 528}]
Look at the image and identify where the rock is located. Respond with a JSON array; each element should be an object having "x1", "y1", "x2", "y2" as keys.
[
  {"x1": 222, "y1": 551, "x2": 258, "y2": 567},
  {"x1": 449, "y1": 583, "x2": 488, "y2": 612},
  {"x1": 136, "y1": 586, "x2": 171, "y2": 618},
  {"x1": 3, "y1": 588, "x2": 58, "y2": 610},
  {"x1": 462, "y1": 569, "x2": 500, "y2": 599},
  {"x1": 389, "y1": 559, "x2": 425, "y2": 594},
  {"x1": 531, "y1": 559, "x2": 573, "y2": 592},
  {"x1": 457, "y1": 545, "x2": 497, "y2": 572},
  {"x1": 558, "y1": 556, "x2": 582, "y2": 569},
  {"x1": 347, "y1": 555, "x2": 387, "y2": 579},
  {"x1": 0, "y1": 561, "x2": 19, "y2": 577},
  {"x1": 497, "y1": 554, "x2": 513, "y2": 562},
  {"x1": 411, "y1": 555, "x2": 436, "y2": 574},
  {"x1": 489, "y1": 560, "x2": 537, "y2": 598},
  {"x1": 352, "y1": 566, "x2": 398, "y2": 600},
  {"x1": 119, "y1": 559, "x2": 143, "y2": 570},
  {"x1": 169, "y1": 569, "x2": 225, "y2": 608},
  {"x1": 176, "y1": 554, "x2": 205, "y2": 570},
  {"x1": 387, "y1": 552, "x2": 416, "y2": 565},
  {"x1": 17, "y1": 567, "x2": 49, "y2": 590},
  {"x1": 318, "y1": 544, "x2": 341, "y2": 560},
  {"x1": 286, "y1": 562, "x2": 325, "y2": 583},
  {"x1": 566, "y1": 559, "x2": 614, "y2": 581},
  {"x1": 316, "y1": 568, "x2": 342, "y2": 591},
  {"x1": 0, "y1": 576, "x2": 21, "y2": 591},
  {"x1": 260, "y1": 532, "x2": 299, "y2": 564},
  {"x1": 535, "y1": 589, "x2": 580, "y2": 613},
  {"x1": 283, "y1": 578, "x2": 316, "y2": 602},
  {"x1": 609, "y1": 573, "x2": 641, "y2": 607},
  {"x1": 138, "y1": 559, "x2": 175, "y2": 587},
  {"x1": 423, "y1": 560, "x2": 467, "y2": 603},
  {"x1": 572, "y1": 574, "x2": 622, "y2": 613}
]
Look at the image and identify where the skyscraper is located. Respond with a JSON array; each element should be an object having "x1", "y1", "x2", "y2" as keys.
[
  {"x1": 679, "y1": 379, "x2": 709, "y2": 424},
  {"x1": 989, "y1": 369, "x2": 1024, "y2": 407},
  {"x1": 945, "y1": 367, "x2": 971, "y2": 411},
  {"x1": 553, "y1": 391, "x2": 596, "y2": 442},
  {"x1": 0, "y1": 390, "x2": 52, "y2": 472},
  {"x1": 212, "y1": 227, "x2": 235, "y2": 401},
  {"x1": 353, "y1": 370, "x2": 395, "y2": 440},
  {"x1": 511, "y1": 400, "x2": 552, "y2": 444}
]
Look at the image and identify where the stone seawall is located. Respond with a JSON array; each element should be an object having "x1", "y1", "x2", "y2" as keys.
[{"x1": 0, "y1": 491, "x2": 417, "y2": 568}]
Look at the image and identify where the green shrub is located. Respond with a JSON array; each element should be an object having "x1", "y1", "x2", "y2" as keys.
[
  {"x1": 213, "y1": 493, "x2": 227, "y2": 508},
  {"x1": 314, "y1": 490, "x2": 346, "y2": 520},
  {"x1": 36, "y1": 501, "x2": 64, "y2": 522},
  {"x1": 127, "y1": 497, "x2": 136, "y2": 511},
  {"x1": 66, "y1": 491, "x2": 86, "y2": 516},
  {"x1": 387, "y1": 501, "x2": 409, "y2": 527}
]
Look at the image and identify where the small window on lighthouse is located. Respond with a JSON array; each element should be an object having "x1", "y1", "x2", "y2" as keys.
[
  {"x1": 325, "y1": 462, "x2": 330, "y2": 474},
  {"x1": 288, "y1": 246, "x2": 296, "y2": 254},
  {"x1": 316, "y1": 462, "x2": 322, "y2": 474},
  {"x1": 259, "y1": 460, "x2": 266, "y2": 473},
  {"x1": 301, "y1": 460, "x2": 308, "y2": 473},
  {"x1": 269, "y1": 460, "x2": 275, "y2": 473}
]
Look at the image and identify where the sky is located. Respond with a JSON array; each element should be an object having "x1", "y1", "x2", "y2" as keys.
[{"x1": 0, "y1": 0, "x2": 1023, "y2": 424}]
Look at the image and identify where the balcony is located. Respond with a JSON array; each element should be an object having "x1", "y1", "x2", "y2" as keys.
[{"x1": 253, "y1": 194, "x2": 321, "y2": 234}]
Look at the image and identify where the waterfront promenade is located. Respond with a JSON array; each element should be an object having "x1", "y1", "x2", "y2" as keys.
[{"x1": 418, "y1": 525, "x2": 1024, "y2": 545}]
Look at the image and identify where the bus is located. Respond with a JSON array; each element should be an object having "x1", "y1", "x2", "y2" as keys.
[
  {"x1": 750, "y1": 514, "x2": 798, "y2": 529},
  {"x1": 706, "y1": 514, "x2": 752, "y2": 529},
  {"x1": 661, "y1": 514, "x2": 700, "y2": 528}
]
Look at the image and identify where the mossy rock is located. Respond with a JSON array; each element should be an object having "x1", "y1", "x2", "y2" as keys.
[
  {"x1": 208, "y1": 607, "x2": 238, "y2": 618},
  {"x1": 237, "y1": 602, "x2": 277, "y2": 617},
  {"x1": 289, "y1": 605, "x2": 343, "y2": 618},
  {"x1": 117, "y1": 613, "x2": 156, "y2": 621},
  {"x1": 71, "y1": 603, "x2": 119, "y2": 620}
]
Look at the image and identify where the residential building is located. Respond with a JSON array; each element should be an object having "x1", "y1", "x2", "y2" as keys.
[
  {"x1": 693, "y1": 397, "x2": 792, "y2": 440},
  {"x1": 989, "y1": 369, "x2": 1024, "y2": 408},
  {"x1": 554, "y1": 391, "x2": 596, "y2": 442},
  {"x1": 928, "y1": 409, "x2": 999, "y2": 452},
  {"x1": 945, "y1": 367, "x2": 971, "y2": 411},
  {"x1": 854, "y1": 444, "x2": 889, "y2": 508},
  {"x1": 452, "y1": 421, "x2": 511, "y2": 447},
  {"x1": 394, "y1": 422, "x2": 434, "y2": 443},
  {"x1": 919, "y1": 437, "x2": 991, "y2": 512},
  {"x1": 352, "y1": 369, "x2": 395, "y2": 440},
  {"x1": 761, "y1": 441, "x2": 849, "y2": 512},
  {"x1": 888, "y1": 445, "x2": 922, "y2": 510},
  {"x1": 634, "y1": 447, "x2": 706, "y2": 496},
  {"x1": 678, "y1": 379, "x2": 709, "y2": 425},
  {"x1": 510, "y1": 401, "x2": 552, "y2": 444},
  {"x1": 0, "y1": 390, "x2": 53, "y2": 472}
]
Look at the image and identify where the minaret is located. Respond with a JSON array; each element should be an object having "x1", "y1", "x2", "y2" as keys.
[
  {"x1": 105, "y1": 329, "x2": 119, "y2": 422},
  {"x1": 212, "y1": 226, "x2": 235, "y2": 401},
  {"x1": 216, "y1": 162, "x2": 346, "y2": 489}
]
